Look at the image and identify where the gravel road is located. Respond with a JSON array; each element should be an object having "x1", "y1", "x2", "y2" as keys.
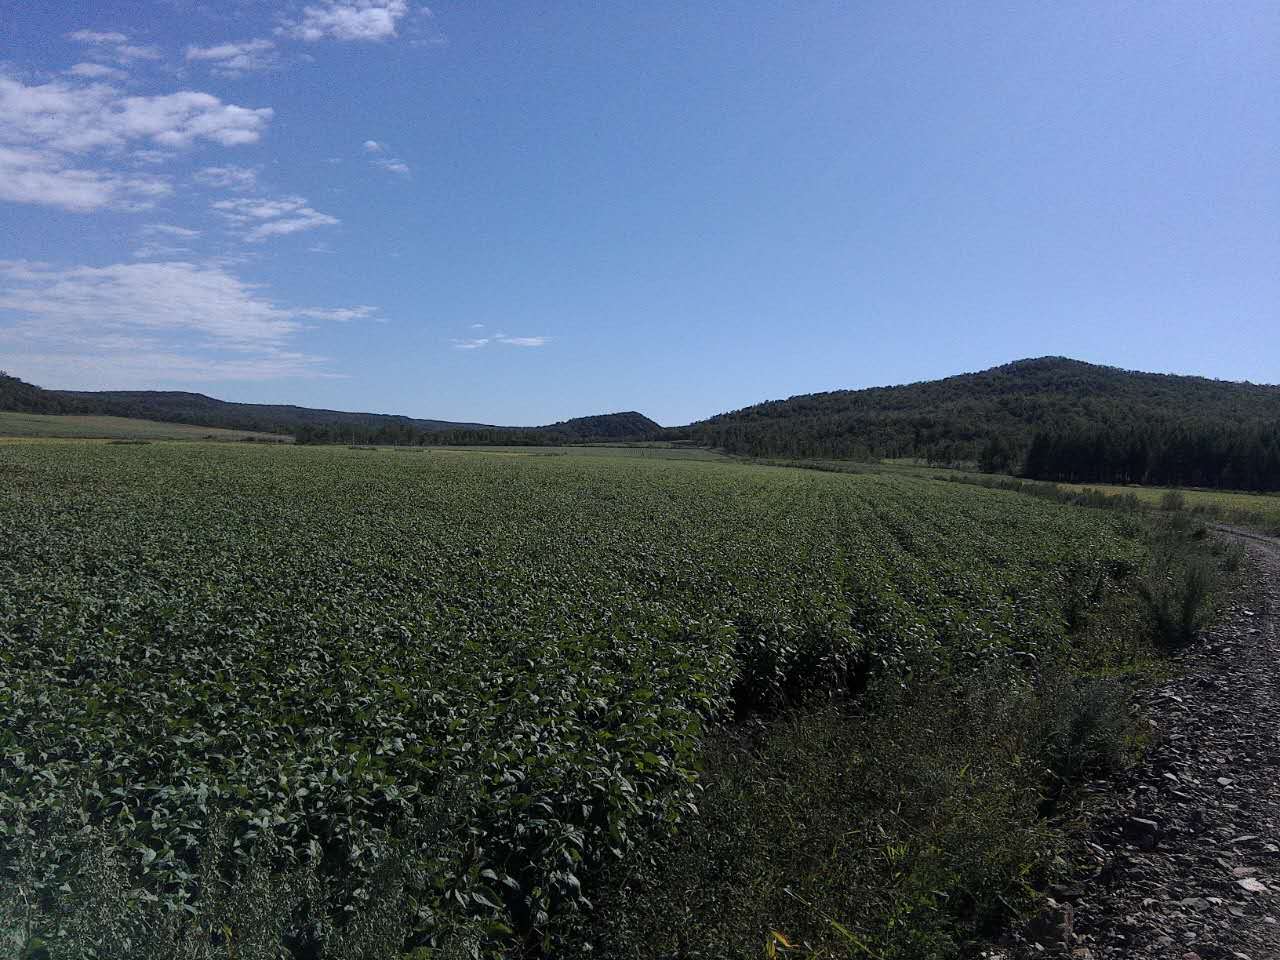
[{"x1": 999, "y1": 527, "x2": 1280, "y2": 960}]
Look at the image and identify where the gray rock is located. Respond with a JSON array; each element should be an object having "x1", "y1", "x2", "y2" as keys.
[{"x1": 1125, "y1": 816, "x2": 1161, "y2": 850}]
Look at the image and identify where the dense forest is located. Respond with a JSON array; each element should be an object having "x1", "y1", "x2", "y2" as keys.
[
  {"x1": 676, "y1": 358, "x2": 1280, "y2": 491},
  {"x1": 0, "y1": 373, "x2": 662, "y2": 445}
]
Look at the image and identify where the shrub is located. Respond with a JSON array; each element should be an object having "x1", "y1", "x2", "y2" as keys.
[
  {"x1": 1037, "y1": 677, "x2": 1132, "y2": 788},
  {"x1": 1137, "y1": 559, "x2": 1214, "y2": 649}
]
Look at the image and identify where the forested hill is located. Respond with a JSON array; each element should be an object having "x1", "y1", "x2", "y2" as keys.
[
  {"x1": 677, "y1": 358, "x2": 1280, "y2": 490},
  {"x1": 54, "y1": 388, "x2": 484, "y2": 436},
  {"x1": 0, "y1": 373, "x2": 663, "y2": 444},
  {"x1": 0, "y1": 372, "x2": 82, "y2": 414},
  {"x1": 541, "y1": 411, "x2": 661, "y2": 439}
]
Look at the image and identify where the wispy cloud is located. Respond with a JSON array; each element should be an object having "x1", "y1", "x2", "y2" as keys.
[
  {"x1": 0, "y1": 259, "x2": 377, "y2": 386},
  {"x1": 132, "y1": 149, "x2": 172, "y2": 165},
  {"x1": 67, "y1": 30, "x2": 129, "y2": 45},
  {"x1": 67, "y1": 30, "x2": 162, "y2": 65},
  {"x1": 0, "y1": 74, "x2": 272, "y2": 212},
  {"x1": 284, "y1": 1, "x2": 411, "y2": 42},
  {"x1": 185, "y1": 39, "x2": 278, "y2": 77},
  {"x1": 194, "y1": 164, "x2": 259, "y2": 192},
  {"x1": 133, "y1": 241, "x2": 192, "y2": 261},
  {"x1": 0, "y1": 145, "x2": 171, "y2": 213},
  {"x1": 373, "y1": 157, "x2": 410, "y2": 176},
  {"x1": 451, "y1": 333, "x2": 549, "y2": 350},
  {"x1": 143, "y1": 223, "x2": 201, "y2": 239},
  {"x1": 295, "y1": 305, "x2": 380, "y2": 322},
  {"x1": 212, "y1": 195, "x2": 339, "y2": 242},
  {"x1": 363, "y1": 140, "x2": 409, "y2": 175},
  {"x1": 0, "y1": 76, "x2": 272, "y2": 152},
  {"x1": 68, "y1": 62, "x2": 126, "y2": 80}
]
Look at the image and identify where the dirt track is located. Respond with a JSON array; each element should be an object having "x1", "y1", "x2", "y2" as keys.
[{"x1": 1005, "y1": 528, "x2": 1280, "y2": 960}]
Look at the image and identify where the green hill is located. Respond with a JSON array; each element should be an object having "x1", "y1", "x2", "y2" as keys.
[
  {"x1": 541, "y1": 411, "x2": 662, "y2": 440},
  {"x1": 677, "y1": 357, "x2": 1280, "y2": 490},
  {"x1": 53, "y1": 387, "x2": 487, "y2": 437},
  {"x1": 0, "y1": 372, "x2": 662, "y2": 445}
]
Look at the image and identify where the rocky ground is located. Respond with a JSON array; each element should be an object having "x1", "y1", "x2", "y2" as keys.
[{"x1": 999, "y1": 527, "x2": 1280, "y2": 960}]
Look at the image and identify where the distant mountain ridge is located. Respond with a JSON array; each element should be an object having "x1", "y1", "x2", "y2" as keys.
[
  {"x1": 6, "y1": 359, "x2": 1280, "y2": 489},
  {"x1": 676, "y1": 357, "x2": 1280, "y2": 489},
  {"x1": 53, "y1": 388, "x2": 488, "y2": 435},
  {"x1": 0, "y1": 374, "x2": 662, "y2": 443}
]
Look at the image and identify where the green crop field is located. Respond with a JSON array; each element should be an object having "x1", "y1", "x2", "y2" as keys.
[
  {"x1": 1, "y1": 441, "x2": 1194, "y2": 957},
  {"x1": 423, "y1": 442, "x2": 727, "y2": 460},
  {"x1": 803, "y1": 459, "x2": 1280, "y2": 536},
  {"x1": 0, "y1": 411, "x2": 291, "y2": 442},
  {"x1": 1051, "y1": 480, "x2": 1280, "y2": 534}
]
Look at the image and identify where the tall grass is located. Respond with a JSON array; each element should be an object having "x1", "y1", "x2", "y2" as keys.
[{"x1": 562, "y1": 664, "x2": 1140, "y2": 959}]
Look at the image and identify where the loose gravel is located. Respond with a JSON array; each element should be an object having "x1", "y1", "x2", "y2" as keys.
[{"x1": 998, "y1": 528, "x2": 1280, "y2": 960}]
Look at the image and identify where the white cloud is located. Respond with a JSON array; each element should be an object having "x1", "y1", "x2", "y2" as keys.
[
  {"x1": 67, "y1": 30, "x2": 162, "y2": 65},
  {"x1": 132, "y1": 149, "x2": 173, "y2": 165},
  {"x1": 194, "y1": 164, "x2": 258, "y2": 191},
  {"x1": 68, "y1": 30, "x2": 129, "y2": 45},
  {"x1": 212, "y1": 195, "x2": 339, "y2": 242},
  {"x1": 186, "y1": 39, "x2": 277, "y2": 77},
  {"x1": 68, "y1": 62, "x2": 126, "y2": 80},
  {"x1": 0, "y1": 76, "x2": 273, "y2": 153},
  {"x1": 133, "y1": 226, "x2": 200, "y2": 261},
  {"x1": 0, "y1": 76, "x2": 271, "y2": 212},
  {"x1": 144, "y1": 223, "x2": 201, "y2": 238},
  {"x1": 364, "y1": 141, "x2": 408, "y2": 175},
  {"x1": 285, "y1": 1, "x2": 410, "y2": 42},
  {"x1": 0, "y1": 259, "x2": 297, "y2": 344},
  {"x1": 469, "y1": 323, "x2": 484, "y2": 329},
  {"x1": 373, "y1": 157, "x2": 410, "y2": 176},
  {"x1": 0, "y1": 145, "x2": 171, "y2": 212},
  {"x1": 295, "y1": 305, "x2": 379, "y2": 322},
  {"x1": 115, "y1": 93, "x2": 273, "y2": 149},
  {"x1": 450, "y1": 333, "x2": 549, "y2": 350},
  {"x1": 0, "y1": 259, "x2": 376, "y2": 385},
  {"x1": 133, "y1": 241, "x2": 190, "y2": 260}
]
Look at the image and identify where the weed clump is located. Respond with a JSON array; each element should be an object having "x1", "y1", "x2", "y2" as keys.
[{"x1": 567, "y1": 662, "x2": 1140, "y2": 960}]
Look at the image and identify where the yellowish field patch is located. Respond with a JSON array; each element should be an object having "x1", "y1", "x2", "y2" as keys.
[{"x1": 0, "y1": 411, "x2": 289, "y2": 442}]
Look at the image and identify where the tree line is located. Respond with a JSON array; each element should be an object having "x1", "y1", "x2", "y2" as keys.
[
  {"x1": 293, "y1": 422, "x2": 572, "y2": 446},
  {"x1": 1013, "y1": 423, "x2": 1280, "y2": 491}
]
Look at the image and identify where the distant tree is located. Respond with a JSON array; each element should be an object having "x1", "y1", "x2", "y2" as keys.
[{"x1": 978, "y1": 434, "x2": 1015, "y2": 474}]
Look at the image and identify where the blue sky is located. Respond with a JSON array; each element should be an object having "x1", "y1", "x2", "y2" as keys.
[{"x1": 1, "y1": 2, "x2": 1276, "y2": 426}]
